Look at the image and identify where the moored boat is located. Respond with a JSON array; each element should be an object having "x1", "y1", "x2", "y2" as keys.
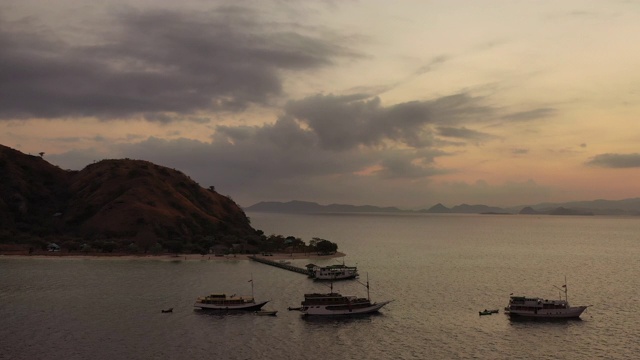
[
  {"x1": 194, "y1": 294, "x2": 268, "y2": 311},
  {"x1": 309, "y1": 263, "x2": 359, "y2": 280},
  {"x1": 505, "y1": 278, "x2": 588, "y2": 319},
  {"x1": 290, "y1": 276, "x2": 391, "y2": 316},
  {"x1": 194, "y1": 276, "x2": 268, "y2": 311}
]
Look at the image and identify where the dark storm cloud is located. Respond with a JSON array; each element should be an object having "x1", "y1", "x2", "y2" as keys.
[
  {"x1": 283, "y1": 92, "x2": 494, "y2": 151},
  {"x1": 110, "y1": 121, "x2": 377, "y2": 201},
  {"x1": 104, "y1": 92, "x2": 494, "y2": 190},
  {"x1": 375, "y1": 152, "x2": 448, "y2": 179},
  {"x1": 0, "y1": 7, "x2": 357, "y2": 120},
  {"x1": 501, "y1": 107, "x2": 556, "y2": 122},
  {"x1": 585, "y1": 153, "x2": 640, "y2": 168}
]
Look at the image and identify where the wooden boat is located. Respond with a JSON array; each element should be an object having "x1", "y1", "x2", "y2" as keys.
[
  {"x1": 290, "y1": 274, "x2": 391, "y2": 316},
  {"x1": 161, "y1": 308, "x2": 173, "y2": 313},
  {"x1": 479, "y1": 310, "x2": 493, "y2": 316},
  {"x1": 194, "y1": 276, "x2": 268, "y2": 311},
  {"x1": 309, "y1": 263, "x2": 359, "y2": 281}
]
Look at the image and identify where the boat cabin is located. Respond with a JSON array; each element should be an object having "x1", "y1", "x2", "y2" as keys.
[
  {"x1": 196, "y1": 294, "x2": 254, "y2": 305},
  {"x1": 508, "y1": 296, "x2": 569, "y2": 310}
]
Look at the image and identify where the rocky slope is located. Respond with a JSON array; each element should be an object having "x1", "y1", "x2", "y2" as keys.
[{"x1": 0, "y1": 144, "x2": 258, "y2": 253}]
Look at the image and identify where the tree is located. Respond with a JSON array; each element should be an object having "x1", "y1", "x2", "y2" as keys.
[
  {"x1": 38, "y1": 152, "x2": 45, "y2": 158},
  {"x1": 164, "y1": 240, "x2": 184, "y2": 254},
  {"x1": 150, "y1": 243, "x2": 164, "y2": 254},
  {"x1": 315, "y1": 239, "x2": 338, "y2": 254},
  {"x1": 128, "y1": 243, "x2": 140, "y2": 253}
]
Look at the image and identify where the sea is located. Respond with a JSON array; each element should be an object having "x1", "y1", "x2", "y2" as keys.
[{"x1": 2, "y1": 212, "x2": 640, "y2": 360}]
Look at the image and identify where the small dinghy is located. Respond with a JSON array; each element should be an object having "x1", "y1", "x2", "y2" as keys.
[
  {"x1": 479, "y1": 309, "x2": 497, "y2": 316},
  {"x1": 255, "y1": 310, "x2": 278, "y2": 316},
  {"x1": 161, "y1": 308, "x2": 173, "y2": 313}
]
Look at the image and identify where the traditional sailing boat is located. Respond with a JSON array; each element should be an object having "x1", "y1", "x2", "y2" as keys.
[
  {"x1": 194, "y1": 275, "x2": 269, "y2": 311},
  {"x1": 290, "y1": 273, "x2": 392, "y2": 316}
]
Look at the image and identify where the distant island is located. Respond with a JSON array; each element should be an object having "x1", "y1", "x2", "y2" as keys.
[{"x1": 245, "y1": 199, "x2": 640, "y2": 216}]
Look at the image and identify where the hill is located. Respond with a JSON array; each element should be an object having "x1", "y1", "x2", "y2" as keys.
[{"x1": 0, "y1": 144, "x2": 258, "y2": 254}]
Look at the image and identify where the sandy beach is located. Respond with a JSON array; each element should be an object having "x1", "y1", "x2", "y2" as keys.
[{"x1": 0, "y1": 251, "x2": 346, "y2": 261}]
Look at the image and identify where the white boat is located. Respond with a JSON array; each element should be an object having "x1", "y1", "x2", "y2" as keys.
[
  {"x1": 291, "y1": 276, "x2": 391, "y2": 316},
  {"x1": 194, "y1": 276, "x2": 268, "y2": 311},
  {"x1": 505, "y1": 278, "x2": 588, "y2": 319},
  {"x1": 310, "y1": 263, "x2": 359, "y2": 280},
  {"x1": 194, "y1": 294, "x2": 269, "y2": 311}
]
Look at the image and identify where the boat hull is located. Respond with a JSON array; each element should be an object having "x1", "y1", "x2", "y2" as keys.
[
  {"x1": 194, "y1": 300, "x2": 269, "y2": 311},
  {"x1": 301, "y1": 300, "x2": 391, "y2": 316},
  {"x1": 506, "y1": 306, "x2": 587, "y2": 319}
]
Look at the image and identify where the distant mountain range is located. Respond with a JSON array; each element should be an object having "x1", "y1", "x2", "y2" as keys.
[{"x1": 245, "y1": 198, "x2": 640, "y2": 216}]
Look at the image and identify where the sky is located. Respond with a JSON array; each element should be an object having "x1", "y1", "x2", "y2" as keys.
[{"x1": 1, "y1": 0, "x2": 639, "y2": 209}]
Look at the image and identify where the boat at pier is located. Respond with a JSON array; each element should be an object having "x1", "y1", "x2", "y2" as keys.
[
  {"x1": 505, "y1": 278, "x2": 588, "y2": 319},
  {"x1": 309, "y1": 263, "x2": 359, "y2": 280}
]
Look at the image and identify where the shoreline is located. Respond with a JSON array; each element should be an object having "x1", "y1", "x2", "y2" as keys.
[{"x1": 0, "y1": 251, "x2": 346, "y2": 262}]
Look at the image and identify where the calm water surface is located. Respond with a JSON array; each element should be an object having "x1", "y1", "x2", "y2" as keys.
[{"x1": 2, "y1": 213, "x2": 640, "y2": 359}]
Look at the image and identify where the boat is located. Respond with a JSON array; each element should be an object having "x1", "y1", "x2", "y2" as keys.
[
  {"x1": 309, "y1": 263, "x2": 359, "y2": 281},
  {"x1": 479, "y1": 309, "x2": 498, "y2": 316},
  {"x1": 290, "y1": 275, "x2": 391, "y2": 316},
  {"x1": 161, "y1": 308, "x2": 173, "y2": 313},
  {"x1": 254, "y1": 310, "x2": 278, "y2": 316},
  {"x1": 194, "y1": 276, "x2": 268, "y2": 311},
  {"x1": 505, "y1": 278, "x2": 588, "y2": 319}
]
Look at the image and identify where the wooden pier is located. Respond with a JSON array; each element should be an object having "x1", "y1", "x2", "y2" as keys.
[{"x1": 248, "y1": 255, "x2": 312, "y2": 276}]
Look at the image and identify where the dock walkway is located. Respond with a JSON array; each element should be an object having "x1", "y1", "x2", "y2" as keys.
[{"x1": 248, "y1": 255, "x2": 312, "y2": 276}]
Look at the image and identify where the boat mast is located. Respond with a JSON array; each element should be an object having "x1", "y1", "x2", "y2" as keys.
[
  {"x1": 366, "y1": 273, "x2": 370, "y2": 301},
  {"x1": 553, "y1": 276, "x2": 569, "y2": 302},
  {"x1": 355, "y1": 273, "x2": 371, "y2": 300}
]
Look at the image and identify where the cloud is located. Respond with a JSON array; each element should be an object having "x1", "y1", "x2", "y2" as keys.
[
  {"x1": 284, "y1": 92, "x2": 495, "y2": 151},
  {"x1": 45, "y1": 86, "x2": 503, "y2": 206},
  {"x1": 436, "y1": 126, "x2": 497, "y2": 142},
  {"x1": 0, "y1": 6, "x2": 359, "y2": 121},
  {"x1": 375, "y1": 151, "x2": 448, "y2": 179},
  {"x1": 501, "y1": 108, "x2": 556, "y2": 122},
  {"x1": 585, "y1": 153, "x2": 640, "y2": 168}
]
